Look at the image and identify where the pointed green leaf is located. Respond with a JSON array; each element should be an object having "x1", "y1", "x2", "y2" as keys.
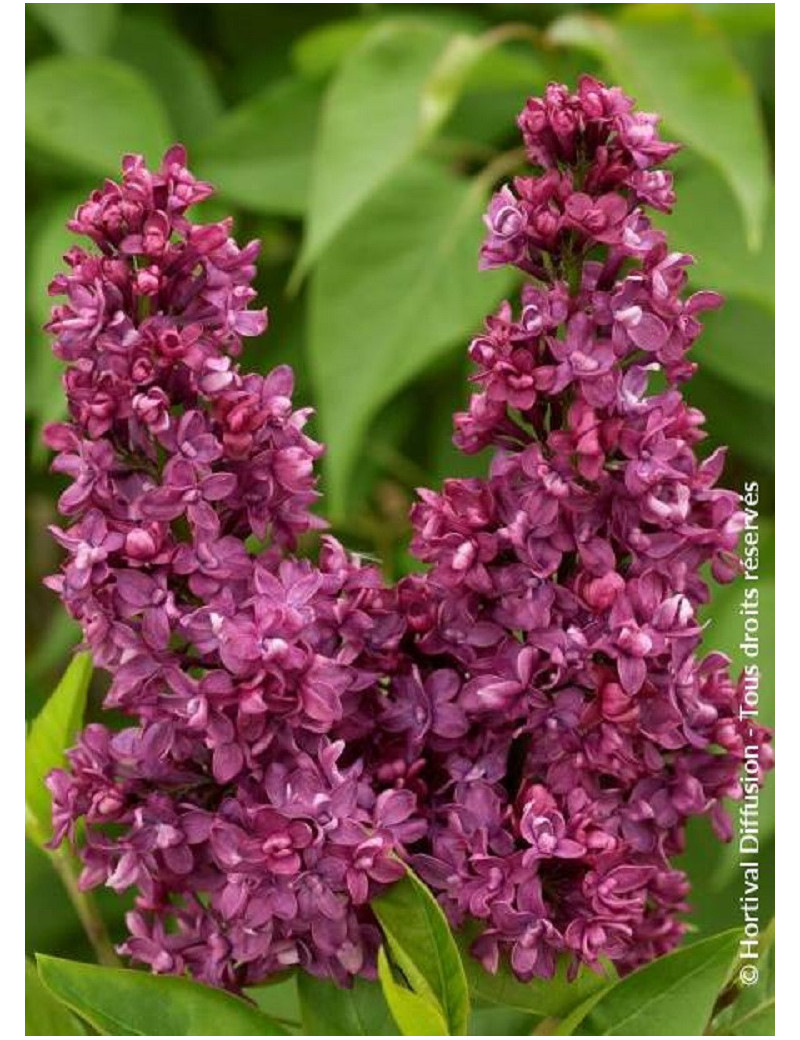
[
  {"x1": 308, "y1": 159, "x2": 514, "y2": 516},
  {"x1": 372, "y1": 867, "x2": 470, "y2": 1035},
  {"x1": 29, "y1": 4, "x2": 118, "y2": 57},
  {"x1": 570, "y1": 930, "x2": 740, "y2": 1035},
  {"x1": 109, "y1": 13, "x2": 222, "y2": 146},
  {"x1": 36, "y1": 956, "x2": 289, "y2": 1036},
  {"x1": 26, "y1": 56, "x2": 172, "y2": 176},
  {"x1": 297, "y1": 971, "x2": 397, "y2": 1035},
  {"x1": 26, "y1": 959, "x2": 86, "y2": 1036},
  {"x1": 195, "y1": 78, "x2": 322, "y2": 217},
  {"x1": 292, "y1": 17, "x2": 376, "y2": 80},
  {"x1": 548, "y1": 5, "x2": 769, "y2": 249},
  {"x1": 25, "y1": 653, "x2": 93, "y2": 845},
  {"x1": 294, "y1": 20, "x2": 491, "y2": 280},
  {"x1": 377, "y1": 947, "x2": 448, "y2": 1036}
]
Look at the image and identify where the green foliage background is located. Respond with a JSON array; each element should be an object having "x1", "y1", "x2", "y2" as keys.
[{"x1": 25, "y1": 3, "x2": 774, "y2": 1034}]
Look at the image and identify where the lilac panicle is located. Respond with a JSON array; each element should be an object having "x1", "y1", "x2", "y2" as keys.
[
  {"x1": 45, "y1": 79, "x2": 773, "y2": 996},
  {"x1": 387, "y1": 75, "x2": 773, "y2": 979},
  {"x1": 43, "y1": 146, "x2": 419, "y2": 990}
]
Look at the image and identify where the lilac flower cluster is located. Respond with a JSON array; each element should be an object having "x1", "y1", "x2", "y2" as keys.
[
  {"x1": 43, "y1": 148, "x2": 422, "y2": 989},
  {"x1": 391, "y1": 76, "x2": 773, "y2": 978},
  {"x1": 44, "y1": 79, "x2": 772, "y2": 995}
]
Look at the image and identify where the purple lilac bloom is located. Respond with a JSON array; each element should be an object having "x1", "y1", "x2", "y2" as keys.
[
  {"x1": 388, "y1": 76, "x2": 773, "y2": 981},
  {"x1": 43, "y1": 147, "x2": 420, "y2": 991},
  {"x1": 45, "y1": 80, "x2": 773, "y2": 996}
]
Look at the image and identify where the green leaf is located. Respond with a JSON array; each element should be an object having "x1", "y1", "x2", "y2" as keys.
[
  {"x1": 377, "y1": 946, "x2": 449, "y2": 1036},
  {"x1": 694, "y1": 298, "x2": 774, "y2": 402},
  {"x1": 297, "y1": 971, "x2": 397, "y2": 1035},
  {"x1": 30, "y1": 4, "x2": 118, "y2": 56},
  {"x1": 308, "y1": 159, "x2": 514, "y2": 516},
  {"x1": 653, "y1": 159, "x2": 774, "y2": 312},
  {"x1": 548, "y1": 5, "x2": 770, "y2": 249},
  {"x1": 554, "y1": 988, "x2": 611, "y2": 1036},
  {"x1": 195, "y1": 78, "x2": 321, "y2": 217},
  {"x1": 571, "y1": 930, "x2": 740, "y2": 1035},
  {"x1": 292, "y1": 17, "x2": 376, "y2": 80},
  {"x1": 25, "y1": 653, "x2": 93, "y2": 845},
  {"x1": 36, "y1": 956, "x2": 290, "y2": 1036},
  {"x1": 26, "y1": 56, "x2": 172, "y2": 177},
  {"x1": 457, "y1": 924, "x2": 613, "y2": 1018},
  {"x1": 372, "y1": 867, "x2": 470, "y2": 1035},
  {"x1": 109, "y1": 12, "x2": 222, "y2": 146},
  {"x1": 294, "y1": 19, "x2": 487, "y2": 280},
  {"x1": 26, "y1": 959, "x2": 86, "y2": 1035}
]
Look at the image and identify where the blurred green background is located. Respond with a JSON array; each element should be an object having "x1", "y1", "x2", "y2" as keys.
[{"x1": 25, "y1": 3, "x2": 774, "y2": 969}]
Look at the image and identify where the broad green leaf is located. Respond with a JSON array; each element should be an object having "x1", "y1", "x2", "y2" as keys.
[
  {"x1": 294, "y1": 20, "x2": 488, "y2": 280},
  {"x1": 548, "y1": 5, "x2": 770, "y2": 249},
  {"x1": 460, "y1": 44, "x2": 545, "y2": 91},
  {"x1": 292, "y1": 17, "x2": 376, "y2": 80},
  {"x1": 377, "y1": 946, "x2": 448, "y2": 1036},
  {"x1": 110, "y1": 13, "x2": 222, "y2": 145},
  {"x1": 26, "y1": 56, "x2": 172, "y2": 176},
  {"x1": 29, "y1": 4, "x2": 118, "y2": 56},
  {"x1": 457, "y1": 924, "x2": 613, "y2": 1018},
  {"x1": 572, "y1": 930, "x2": 740, "y2": 1035},
  {"x1": 195, "y1": 78, "x2": 321, "y2": 217},
  {"x1": 26, "y1": 959, "x2": 86, "y2": 1035},
  {"x1": 308, "y1": 159, "x2": 514, "y2": 516},
  {"x1": 25, "y1": 653, "x2": 93, "y2": 845},
  {"x1": 297, "y1": 971, "x2": 396, "y2": 1035},
  {"x1": 37, "y1": 956, "x2": 289, "y2": 1036},
  {"x1": 372, "y1": 867, "x2": 470, "y2": 1035},
  {"x1": 654, "y1": 159, "x2": 774, "y2": 312},
  {"x1": 694, "y1": 298, "x2": 774, "y2": 402}
]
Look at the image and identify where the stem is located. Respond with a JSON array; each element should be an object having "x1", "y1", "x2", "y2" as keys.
[{"x1": 50, "y1": 844, "x2": 119, "y2": 967}]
